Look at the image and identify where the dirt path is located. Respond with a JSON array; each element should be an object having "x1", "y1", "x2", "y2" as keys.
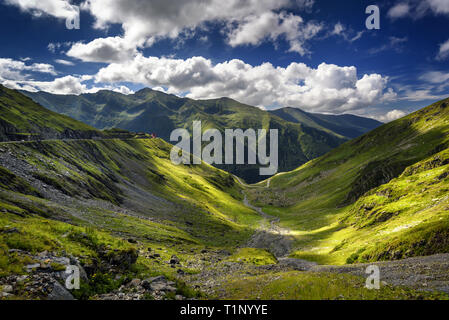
[
  {"x1": 242, "y1": 194, "x2": 295, "y2": 257},
  {"x1": 312, "y1": 254, "x2": 449, "y2": 294}
]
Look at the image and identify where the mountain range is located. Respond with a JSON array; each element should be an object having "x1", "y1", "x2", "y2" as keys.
[
  {"x1": 21, "y1": 88, "x2": 382, "y2": 183},
  {"x1": 1, "y1": 84, "x2": 449, "y2": 299}
]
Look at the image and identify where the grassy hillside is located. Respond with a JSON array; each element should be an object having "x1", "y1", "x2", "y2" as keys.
[
  {"x1": 247, "y1": 97, "x2": 449, "y2": 265},
  {"x1": 270, "y1": 107, "x2": 382, "y2": 139},
  {"x1": 0, "y1": 137, "x2": 264, "y2": 298},
  {"x1": 0, "y1": 85, "x2": 100, "y2": 141},
  {"x1": 0, "y1": 87, "x2": 265, "y2": 299},
  {"x1": 22, "y1": 88, "x2": 359, "y2": 183}
]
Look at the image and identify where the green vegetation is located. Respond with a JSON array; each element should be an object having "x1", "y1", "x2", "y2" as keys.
[
  {"x1": 21, "y1": 88, "x2": 382, "y2": 182},
  {"x1": 248, "y1": 97, "x2": 449, "y2": 265},
  {"x1": 2, "y1": 86, "x2": 449, "y2": 300},
  {"x1": 227, "y1": 248, "x2": 278, "y2": 265},
  {"x1": 0, "y1": 84, "x2": 99, "y2": 141},
  {"x1": 269, "y1": 107, "x2": 382, "y2": 139},
  {"x1": 221, "y1": 271, "x2": 448, "y2": 300}
]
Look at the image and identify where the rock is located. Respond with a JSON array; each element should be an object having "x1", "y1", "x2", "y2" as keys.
[
  {"x1": 170, "y1": 255, "x2": 180, "y2": 265},
  {"x1": 128, "y1": 238, "x2": 137, "y2": 244},
  {"x1": 149, "y1": 275, "x2": 166, "y2": 283},
  {"x1": 2, "y1": 285, "x2": 13, "y2": 293},
  {"x1": 47, "y1": 281, "x2": 75, "y2": 300},
  {"x1": 150, "y1": 282, "x2": 167, "y2": 291},
  {"x1": 217, "y1": 249, "x2": 231, "y2": 256},
  {"x1": 101, "y1": 248, "x2": 138, "y2": 269},
  {"x1": 130, "y1": 279, "x2": 141, "y2": 287},
  {"x1": 164, "y1": 286, "x2": 177, "y2": 293},
  {"x1": 8, "y1": 249, "x2": 24, "y2": 254},
  {"x1": 141, "y1": 280, "x2": 151, "y2": 290},
  {"x1": 175, "y1": 295, "x2": 184, "y2": 300},
  {"x1": 201, "y1": 249, "x2": 208, "y2": 254},
  {"x1": 177, "y1": 269, "x2": 185, "y2": 275},
  {"x1": 26, "y1": 263, "x2": 41, "y2": 271}
]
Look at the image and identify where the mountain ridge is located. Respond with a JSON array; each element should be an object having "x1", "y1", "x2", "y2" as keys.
[
  {"x1": 247, "y1": 97, "x2": 449, "y2": 265},
  {"x1": 21, "y1": 87, "x2": 380, "y2": 182}
]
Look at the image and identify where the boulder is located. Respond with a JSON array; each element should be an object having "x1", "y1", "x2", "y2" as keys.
[{"x1": 47, "y1": 281, "x2": 75, "y2": 300}]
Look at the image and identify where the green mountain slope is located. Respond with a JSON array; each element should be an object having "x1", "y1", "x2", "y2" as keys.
[
  {"x1": 21, "y1": 88, "x2": 377, "y2": 183},
  {"x1": 0, "y1": 85, "x2": 101, "y2": 141},
  {"x1": 0, "y1": 86, "x2": 265, "y2": 298},
  {"x1": 270, "y1": 107, "x2": 382, "y2": 139},
  {"x1": 248, "y1": 97, "x2": 449, "y2": 265}
]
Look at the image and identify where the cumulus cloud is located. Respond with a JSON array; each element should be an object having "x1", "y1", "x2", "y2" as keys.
[
  {"x1": 0, "y1": 58, "x2": 56, "y2": 81},
  {"x1": 4, "y1": 0, "x2": 78, "y2": 19},
  {"x1": 4, "y1": 75, "x2": 134, "y2": 95},
  {"x1": 227, "y1": 11, "x2": 322, "y2": 55},
  {"x1": 66, "y1": 37, "x2": 138, "y2": 63},
  {"x1": 2, "y1": 75, "x2": 87, "y2": 94},
  {"x1": 83, "y1": 0, "x2": 289, "y2": 43},
  {"x1": 378, "y1": 109, "x2": 407, "y2": 122},
  {"x1": 95, "y1": 54, "x2": 395, "y2": 113},
  {"x1": 4, "y1": 0, "x2": 324, "y2": 61}
]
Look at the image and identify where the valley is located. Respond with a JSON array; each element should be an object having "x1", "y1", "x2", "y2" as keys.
[
  {"x1": 1, "y1": 84, "x2": 449, "y2": 300},
  {"x1": 21, "y1": 88, "x2": 381, "y2": 183}
]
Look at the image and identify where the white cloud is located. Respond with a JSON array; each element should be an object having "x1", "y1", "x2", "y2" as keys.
[
  {"x1": 331, "y1": 23, "x2": 345, "y2": 36},
  {"x1": 4, "y1": 75, "x2": 134, "y2": 95},
  {"x1": 419, "y1": 71, "x2": 449, "y2": 83},
  {"x1": 0, "y1": 58, "x2": 56, "y2": 81},
  {"x1": 398, "y1": 88, "x2": 449, "y2": 101},
  {"x1": 112, "y1": 85, "x2": 134, "y2": 95},
  {"x1": 328, "y1": 23, "x2": 364, "y2": 43},
  {"x1": 388, "y1": 3, "x2": 410, "y2": 18},
  {"x1": 95, "y1": 54, "x2": 395, "y2": 114},
  {"x1": 2, "y1": 75, "x2": 87, "y2": 94},
  {"x1": 4, "y1": 0, "x2": 324, "y2": 61},
  {"x1": 227, "y1": 11, "x2": 322, "y2": 55},
  {"x1": 437, "y1": 39, "x2": 449, "y2": 60},
  {"x1": 427, "y1": 0, "x2": 449, "y2": 14},
  {"x1": 389, "y1": 0, "x2": 449, "y2": 19},
  {"x1": 295, "y1": 0, "x2": 315, "y2": 10},
  {"x1": 67, "y1": 37, "x2": 138, "y2": 63},
  {"x1": 54, "y1": 59, "x2": 75, "y2": 66},
  {"x1": 4, "y1": 0, "x2": 78, "y2": 19},
  {"x1": 368, "y1": 36, "x2": 408, "y2": 55},
  {"x1": 82, "y1": 0, "x2": 289, "y2": 43},
  {"x1": 378, "y1": 109, "x2": 407, "y2": 122}
]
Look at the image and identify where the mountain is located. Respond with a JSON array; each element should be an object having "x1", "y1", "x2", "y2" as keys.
[
  {"x1": 248, "y1": 97, "x2": 449, "y2": 265},
  {"x1": 0, "y1": 87, "x2": 264, "y2": 299},
  {"x1": 269, "y1": 107, "x2": 382, "y2": 139},
  {"x1": 0, "y1": 85, "x2": 100, "y2": 141},
  {"x1": 21, "y1": 88, "x2": 379, "y2": 183},
  {"x1": 1, "y1": 87, "x2": 447, "y2": 300}
]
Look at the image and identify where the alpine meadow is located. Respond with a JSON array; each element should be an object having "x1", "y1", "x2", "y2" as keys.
[{"x1": 1, "y1": 0, "x2": 449, "y2": 309}]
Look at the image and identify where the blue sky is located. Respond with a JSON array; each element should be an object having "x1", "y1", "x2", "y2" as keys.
[{"x1": 0, "y1": 0, "x2": 449, "y2": 121}]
